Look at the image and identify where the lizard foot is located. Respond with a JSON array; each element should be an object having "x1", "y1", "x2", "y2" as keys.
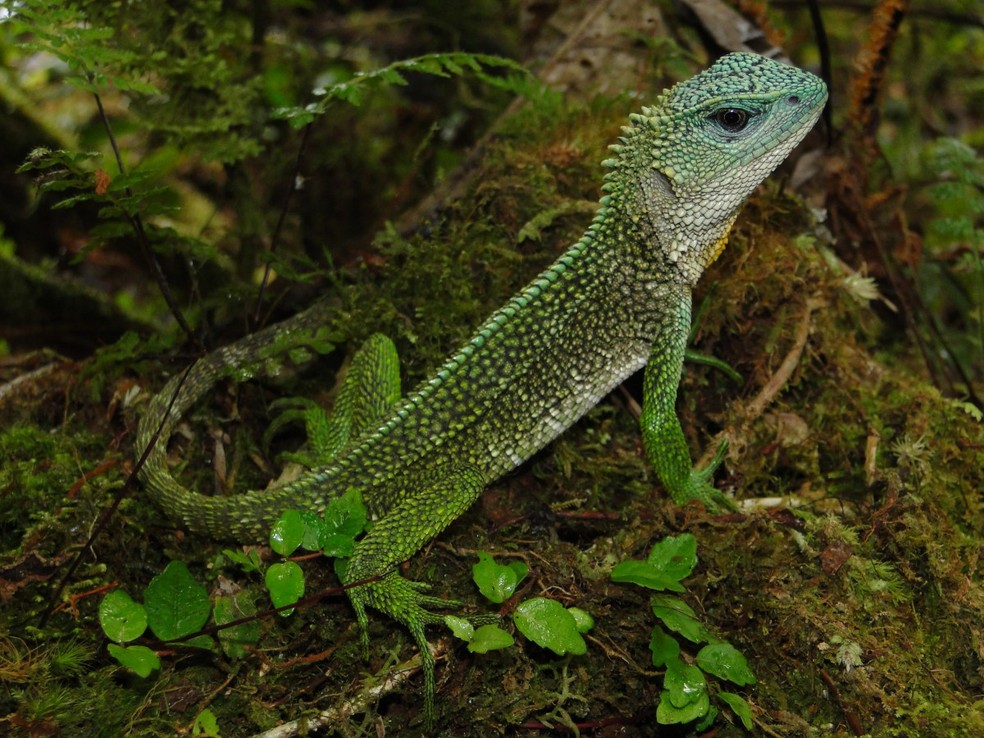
[
  {"x1": 346, "y1": 570, "x2": 460, "y2": 725},
  {"x1": 675, "y1": 438, "x2": 735, "y2": 511}
]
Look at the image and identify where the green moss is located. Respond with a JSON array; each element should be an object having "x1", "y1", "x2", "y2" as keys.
[{"x1": 0, "y1": 425, "x2": 107, "y2": 553}]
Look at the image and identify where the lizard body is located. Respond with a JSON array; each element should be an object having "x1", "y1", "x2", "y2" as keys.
[{"x1": 137, "y1": 52, "x2": 826, "y2": 716}]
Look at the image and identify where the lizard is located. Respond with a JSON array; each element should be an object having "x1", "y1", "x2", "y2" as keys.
[{"x1": 136, "y1": 51, "x2": 827, "y2": 719}]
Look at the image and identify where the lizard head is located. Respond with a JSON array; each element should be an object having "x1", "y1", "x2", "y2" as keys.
[{"x1": 603, "y1": 52, "x2": 828, "y2": 284}]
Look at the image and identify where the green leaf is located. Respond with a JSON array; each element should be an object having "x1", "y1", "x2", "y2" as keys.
[
  {"x1": 265, "y1": 561, "x2": 305, "y2": 616},
  {"x1": 144, "y1": 562, "x2": 211, "y2": 641},
  {"x1": 98, "y1": 590, "x2": 148, "y2": 643},
  {"x1": 270, "y1": 509, "x2": 306, "y2": 556},
  {"x1": 222, "y1": 548, "x2": 262, "y2": 573},
  {"x1": 695, "y1": 706, "x2": 719, "y2": 732},
  {"x1": 107, "y1": 644, "x2": 160, "y2": 678},
  {"x1": 567, "y1": 607, "x2": 594, "y2": 633},
  {"x1": 657, "y1": 659, "x2": 710, "y2": 724},
  {"x1": 719, "y1": 691, "x2": 754, "y2": 730},
  {"x1": 657, "y1": 689, "x2": 710, "y2": 725},
  {"x1": 665, "y1": 659, "x2": 708, "y2": 707},
  {"x1": 611, "y1": 534, "x2": 697, "y2": 592},
  {"x1": 650, "y1": 594, "x2": 714, "y2": 644},
  {"x1": 611, "y1": 560, "x2": 685, "y2": 592},
  {"x1": 472, "y1": 552, "x2": 527, "y2": 603},
  {"x1": 444, "y1": 615, "x2": 474, "y2": 642},
  {"x1": 696, "y1": 643, "x2": 756, "y2": 686},
  {"x1": 468, "y1": 624, "x2": 514, "y2": 654},
  {"x1": 649, "y1": 625, "x2": 680, "y2": 667},
  {"x1": 513, "y1": 597, "x2": 586, "y2": 656},
  {"x1": 646, "y1": 534, "x2": 697, "y2": 578},
  {"x1": 318, "y1": 488, "x2": 368, "y2": 556},
  {"x1": 213, "y1": 592, "x2": 261, "y2": 659},
  {"x1": 298, "y1": 510, "x2": 323, "y2": 551},
  {"x1": 319, "y1": 533, "x2": 356, "y2": 558},
  {"x1": 192, "y1": 707, "x2": 221, "y2": 737}
]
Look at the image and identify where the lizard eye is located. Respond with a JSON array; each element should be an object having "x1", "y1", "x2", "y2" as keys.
[{"x1": 712, "y1": 108, "x2": 750, "y2": 132}]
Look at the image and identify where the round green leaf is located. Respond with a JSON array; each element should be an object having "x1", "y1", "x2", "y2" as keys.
[
  {"x1": 611, "y1": 560, "x2": 685, "y2": 592},
  {"x1": 512, "y1": 597, "x2": 586, "y2": 656},
  {"x1": 213, "y1": 592, "x2": 260, "y2": 659},
  {"x1": 657, "y1": 660, "x2": 710, "y2": 725},
  {"x1": 508, "y1": 561, "x2": 530, "y2": 584},
  {"x1": 107, "y1": 643, "x2": 160, "y2": 678},
  {"x1": 265, "y1": 561, "x2": 305, "y2": 616},
  {"x1": 298, "y1": 510, "x2": 323, "y2": 551},
  {"x1": 444, "y1": 615, "x2": 475, "y2": 642},
  {"x1": 319, "y1": 532, "x2": 356, "y2": 558},
  {"x1": 318, "y1": 489, "x2": 367, "y2": 555},
  {"x1": 664, "y1": 660, "x2": 708, "y2": 708},
  {"x1": 645, "y1": 534, "x2": 697, "y2": 580},
  {"x1": 567, "y1": 607, "x2": 594, "y2": 633},
  {"x1": 472, "y1": 551, "x2": 525, "y2": 604},
  {"x1": 320, "y1": 488, "x2": 368, "y2": 538},
  {"x1": 697, "y1": 642, "x2": 756, "y2": 686},
  {"x1": 656, "y1": 689, "x2": 710, "y2": 725},
  {"x1": 468, "y1": 624, "x2": 514, "y2": 654},
  {"x1": 99, "y1": 590, "x2": 147, "y2": 643},
  {"x1": 144, "y1": 561, "x2": 211, "y2": 641},
  {"x1": 270, "y1": 509, "x2": 305, "y2": 556}
]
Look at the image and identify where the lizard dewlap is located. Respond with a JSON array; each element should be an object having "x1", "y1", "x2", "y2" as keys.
[{"x1": 136, "y1": 52, "x2": 827, "y2": 720}]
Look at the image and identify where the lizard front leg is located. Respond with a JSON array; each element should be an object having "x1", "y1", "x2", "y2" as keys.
[{"x1": 640, "y1": 298, "x2": 730, "y2": 509}]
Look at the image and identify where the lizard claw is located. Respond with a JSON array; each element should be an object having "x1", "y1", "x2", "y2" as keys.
[
  {"x1": 679, "y1": 438, "x2": 735, "y2": 511},
  {"x1": 346, "y1": 571, "x2": 460, "y2": 726}
]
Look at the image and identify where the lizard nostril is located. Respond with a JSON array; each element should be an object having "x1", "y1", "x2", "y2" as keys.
[{"x1": 787, "y1": 95, "x2": 801, "y2": 105}]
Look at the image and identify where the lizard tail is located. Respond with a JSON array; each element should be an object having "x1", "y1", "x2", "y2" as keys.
[{"x1": 135, "y1": 301, "x2": 338, "y2": 541}]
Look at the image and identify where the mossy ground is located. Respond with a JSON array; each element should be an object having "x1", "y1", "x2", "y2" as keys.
[{"x1": 2, "y1": 51, "x2": 982, "y2": 738}]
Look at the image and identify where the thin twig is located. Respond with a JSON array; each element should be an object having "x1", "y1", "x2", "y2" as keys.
[
  {"x1": 698, "y1": 297, "x2": 819, "y2": 470},
  {"x1": 92, "y1": 91, "x2": 198, "y2": 347},
  {"x1": 253, "y1": 123, "x2": 315, "y2": 327},
  {"x1": 249, "y1": 641, "x2": 447, "y2": 738}
]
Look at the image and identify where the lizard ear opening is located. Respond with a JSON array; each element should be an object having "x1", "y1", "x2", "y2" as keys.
[{"x1": 648, "y1": 168, "x2": 676, "y2": 199}]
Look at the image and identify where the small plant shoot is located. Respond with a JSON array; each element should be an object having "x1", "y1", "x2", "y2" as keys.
[
  {"x1": 444, "y1": 615, "x2": 515, "y2": 653},
  {"x1": 106, "y1": 644, "x2": 160, "y2": 678},
  {"x1": 269, "y1": 509, "x2": 306, "y2": 556},
  {"x1": 472, "y1": 551, "x2": 528, "y2": 603},
  {"x1": 611, "y1": 533, "x2": 697, "y2": 592},
  {"x1": 613, "y1": 535, "x2": 756, "y2": 731}
]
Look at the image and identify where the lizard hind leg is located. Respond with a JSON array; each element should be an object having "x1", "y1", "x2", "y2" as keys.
[
  {"x1": 342, "y1": 463, "x2": 486, "y2": 724},
  {"x1": 270, "y1": 334, "x2": 402, "y2": 467}
]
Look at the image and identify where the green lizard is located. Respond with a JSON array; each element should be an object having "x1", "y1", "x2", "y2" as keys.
[{"x1": 137, "y1": 52, "x2": 826, "y2": 717}]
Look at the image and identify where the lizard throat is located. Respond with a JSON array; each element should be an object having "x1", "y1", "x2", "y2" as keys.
[{"x1": 704, "y1": 226, "x2": 731, "y2": 268}]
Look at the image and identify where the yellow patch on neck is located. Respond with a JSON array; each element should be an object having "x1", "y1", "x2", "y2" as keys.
[{"x1": 705, "y1": 225, "x2": 732, "y2": 267}]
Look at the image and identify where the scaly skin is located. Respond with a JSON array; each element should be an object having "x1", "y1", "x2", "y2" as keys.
[{"x1": 136, "y1": 52, "x2": 827, "y2": 719}]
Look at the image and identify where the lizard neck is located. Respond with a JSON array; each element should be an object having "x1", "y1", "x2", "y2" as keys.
[{"x1": 586, "y1": 170, "x2": 738, "y2": 288}]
